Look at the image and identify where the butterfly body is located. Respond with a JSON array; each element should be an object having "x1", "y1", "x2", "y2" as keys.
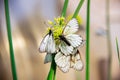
[
  {"x1": 48, "y1": 29, "x2": 52, "y2": 35},
  {"x1": 59, "y1": 35, "x2": 71, "y2": 46}
]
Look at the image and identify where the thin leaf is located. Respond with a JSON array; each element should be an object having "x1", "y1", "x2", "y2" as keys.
[
  {"x1": 106, "y1": 0, "x2": 112, "y2": 79},
  {"x1": 47, "y1": 55, "x2": 56, "y2": 80},
  {"x1": 116, "y1": 37, "x2": 120, "y2": 65},
  {"x1": 4, "y1": 0, "x2": 17, "y2": 80},
  {"x1": 61, "y1": 0, "x2": 69, "y2": 17},
  {"x1": 72, "y1": 0, "x2": 84, "y2": 18},
  {"x1": 86, "y1": 0, "x2": 90, "y2": 80}
]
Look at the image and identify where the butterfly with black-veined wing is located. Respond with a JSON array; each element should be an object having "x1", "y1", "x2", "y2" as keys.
[
  {"x1": 59, "y1": 18, "x2": 84, "y2": 55},
  {"x1": 39, "y1": 29, "x2": 56, "y2": 54},
  {"x1": 55, "y1": 49, "x2": 83, "y2": 73}
]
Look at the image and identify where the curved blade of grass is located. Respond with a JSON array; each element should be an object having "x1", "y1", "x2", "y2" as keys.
[
  {"x1": 4, "y1": 0, "x2": 17, "y2": 80},
  {"x1": 72, "y1": 0, "x2": 84, "y2": 18},
  {"x1": 116, "y1": 37, "x2": 120, "y2": 66},
  {"x1": 61, "y1": 0, "x2": 69, "y2": 17},
  {"x1": 86, "y1": 0, "x2": 90, "y2": 80}
]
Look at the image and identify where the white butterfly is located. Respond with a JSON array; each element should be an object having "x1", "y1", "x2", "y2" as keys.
[
  {"x1": 55, "y1": 49, "x2": 83, "y2": 73},
  {"x1": 59, "y1": 18, "x2": 84, "y2": 55},
  {"x1": 39, "y1": 29, "x2": 56, "y2": 54}
]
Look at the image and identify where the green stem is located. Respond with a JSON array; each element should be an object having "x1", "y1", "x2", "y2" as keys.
[
  {"x1": 72, "y1": 0, "x2": 84, "y2": 18},
  {"x1": 86, "y1": 0, "x2": 90, "y2": 80},
  {"x1": 116, "y1": 37, "x2": 120, "y2": 66},
  {"x1": 47, "y1": 55, "x2": 56, "y2": 80},
  {"x1": 4, "y1": 0, "x2": 17, "y2": 80},
  {"x1": 47, "y1": 1, "x2": 69, "y2": 80},
  {"x1": 61, "y1": 0, "x2": 69, "y2": 17},
  {"x1": 106, "y1": 0, "x2": 112, "y2": 80}
]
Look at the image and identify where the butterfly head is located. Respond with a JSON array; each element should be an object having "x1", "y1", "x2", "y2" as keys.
[{"x1": 47, "y1": 27, "x2": 52, "y2": 34}]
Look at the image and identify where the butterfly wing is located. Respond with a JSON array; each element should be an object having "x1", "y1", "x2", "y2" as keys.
[
  {"x1": 44, "y1": 53, "x2": 53, "y2": 64},
  {"x1": 73, "y1": 52, "x2": 84, "y2": 71},
  {"x1": 58, "y1": 18, "x2": 80, "y2": 55},
  {"x1": 63, "y1": 18, "x2": 79, "y2": 35},
  {"x1": 39, "y1": 34, "x2": 49, "y2": 53},
  {"x1": 55, "y1": 52, "x2": 70, "y2": 68},
  {"x1": 59, "y1": 41, "x2": 73, "y2": 55},
  {"x1": 39, "y1": 32, "x2": 56, "y2": 53},
  {"x1": 59, "y1": 62, "x2": 70, "y2": 73},
  {"x1": 73, "y1": 60, "x2": 83, "y2": 71},
  {"x1": 65, "y1": 34, "x2": 84, "y2": 48},
  {"x1": 46, "y1": 34, "x2": 56, "y2": 53}
]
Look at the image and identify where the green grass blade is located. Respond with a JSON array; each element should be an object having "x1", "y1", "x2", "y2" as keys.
[
  {"x1": 116, "y1": 37, "x2": 120, "y2": 66},
  {"x1": 47, "y1": 55, "x2": 56, "y2": 80},
  {"x1": 61, "y1": 0, "x2": 69, "y2": 17},
  {"x1": 86, "y1": 0, "x2": 90, "y2": 80},
  {"x1": 106, "y1": 0, "x2": 112, "y2": 79},
  {"x1": 4, "y1": 0, "x2": 17, "y2": 80},
  {"x1": 72, "y1": 0, "x2": 84, "y2": 18}
]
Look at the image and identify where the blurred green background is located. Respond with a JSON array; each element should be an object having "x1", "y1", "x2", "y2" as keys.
[{"x1": 0, "y1": 0, "x2": 120, "y2": 80}]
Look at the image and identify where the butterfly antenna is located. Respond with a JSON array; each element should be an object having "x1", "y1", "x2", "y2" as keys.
[
  {"x1": 44, "y1": 21, "x2": 49, "y2": 27},
  {"x1": 44, "y1": 21, "x2": 52, "y2": 28}
]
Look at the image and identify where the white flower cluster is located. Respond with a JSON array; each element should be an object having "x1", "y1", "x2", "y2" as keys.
[{"x1": 39, "y1": 17, "x2": 85, "y2": 73}]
